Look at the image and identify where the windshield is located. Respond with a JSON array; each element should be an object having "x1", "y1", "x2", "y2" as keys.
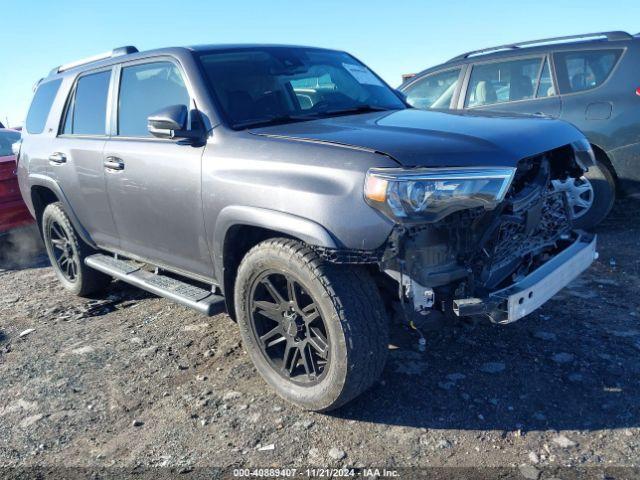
[
  {"x1": 197, "y1": 47, "x2": 406, "y2": 129},
  {"x1": 0, "y1": 130, "x2": 20, "y2": 157}
]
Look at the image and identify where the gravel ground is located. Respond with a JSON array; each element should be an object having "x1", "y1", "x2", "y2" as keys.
[{"x1": 1, "y1": 201, "x2": 639, "y2": 477}]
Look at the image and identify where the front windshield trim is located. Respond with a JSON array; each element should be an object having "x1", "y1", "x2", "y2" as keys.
[
  {"x1": 230, "y1": 105, "x2": 396, "y2": 130},
  {"x1": 195, "y1": 47, "x2": 406, "y2": 130}
]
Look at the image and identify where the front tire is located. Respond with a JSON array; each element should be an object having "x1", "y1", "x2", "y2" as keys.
[
  {"x1": 234, "y1": 238, "x2": 389, "y2": 411},
  {"x1": 41, "y1": 202, "x2": 111, "y2": 296}
]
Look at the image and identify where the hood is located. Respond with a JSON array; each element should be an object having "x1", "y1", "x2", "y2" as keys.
[{"x1": 249, "y1": 109, "x2": 585, "y2": 167}]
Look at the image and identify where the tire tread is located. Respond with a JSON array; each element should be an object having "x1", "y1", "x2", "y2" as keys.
[
  {"x1": 236, "y1": 238, "x2": 389, "y2": 411},
  {"x1": 42, "y1": 202, "x2": 110, "y2": 296}
]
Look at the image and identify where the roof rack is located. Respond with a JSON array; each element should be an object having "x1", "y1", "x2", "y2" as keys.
[
  {"x1": 50, "y1": 46, "x2": 139, "y2": 75},
  {"x1": 449, "y1": 31, "x2": 632, "y2": 62}
]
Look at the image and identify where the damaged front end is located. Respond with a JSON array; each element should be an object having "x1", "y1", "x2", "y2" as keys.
[{"x1": 366, "y1": 142, "x2": 599, "y2": 324}]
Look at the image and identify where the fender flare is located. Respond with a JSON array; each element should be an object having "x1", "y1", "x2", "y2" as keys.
[
  {"x1": 28, "y1": 174, "x2": 97, "y2": 249},
  {"x1": 212, "y1": 205, "x2": 338, "y2": 283}
]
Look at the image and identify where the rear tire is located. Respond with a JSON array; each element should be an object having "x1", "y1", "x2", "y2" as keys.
[
  {"x1": 234, "y1": 238, "x2": 389, "y2": 411},
  {"x1": 41, "y1": 202, "x2": 111, "y2": 296}
]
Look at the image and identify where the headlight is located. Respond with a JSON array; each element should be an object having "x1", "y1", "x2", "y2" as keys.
[{"x1": 364, "y1": 167, "x2": 516, "y2": 223}]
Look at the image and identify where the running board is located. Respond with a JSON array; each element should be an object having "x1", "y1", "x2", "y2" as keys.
[{"x1": 85, "y1": 254, "x2": 224, "y2": 316}]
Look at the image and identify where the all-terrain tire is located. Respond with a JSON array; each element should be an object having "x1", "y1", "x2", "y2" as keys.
[
  {"x1": 574, "y1": 160, "x2": 616, "y2": 230},
  {"x1": 234, "y1": 238, "x2": 389, "y2": 411},
  {"x1": 41, "y1": 202, "x2": 111, "y2": 296}
]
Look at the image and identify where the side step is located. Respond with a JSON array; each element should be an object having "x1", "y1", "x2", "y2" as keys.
[{"x1": 85, "y1": 254, "x2": 224, "y2": 316}]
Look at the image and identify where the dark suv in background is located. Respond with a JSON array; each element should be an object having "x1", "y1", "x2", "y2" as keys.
[{"x1": 400, "y1": 31, "x2": 640, "y2": 229}]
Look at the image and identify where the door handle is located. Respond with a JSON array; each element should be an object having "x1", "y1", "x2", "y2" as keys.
[
  {"x1": 48, "y1": 152, "x2": 67, "y2": 164},
  {"x1": 104, "y1": 157, "x2": 125, "y2": 171}
]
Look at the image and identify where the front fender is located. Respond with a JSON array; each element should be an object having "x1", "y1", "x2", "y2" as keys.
[{"x1": 212, "y1": 205, "x2": 338, "y2": 283}]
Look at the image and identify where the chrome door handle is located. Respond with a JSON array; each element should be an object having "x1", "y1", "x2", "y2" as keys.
[
  {"x1": 48, "y1": 152, "x2": 67, "y2": 164},
  {"x1": 104, "y1": 157, "x2": 125, "y2": 171}
]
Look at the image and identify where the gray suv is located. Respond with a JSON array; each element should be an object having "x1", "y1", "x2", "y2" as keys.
[
  {"x1": 17, "y1": 44, "x2": 597, "y2": 411},
  {"x1": 400, "y1": 31, "x2": 640, "y2": 229}
]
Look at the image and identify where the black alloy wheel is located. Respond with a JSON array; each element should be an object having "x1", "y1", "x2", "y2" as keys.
[
  {"x1": 48, "y1": 218, "x2": 79, "y2": 282},
  {"x1": 234, "y1": 238, "x2": 389, "y2": 411},
  {"x1": 248, "y1": 271, "x2": 330, "y2": 385},
  {"x1": 41, "y1": 202, "x2": 112, "y2": 296}
]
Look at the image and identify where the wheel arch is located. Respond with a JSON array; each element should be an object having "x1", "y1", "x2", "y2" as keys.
[
  {"x1": 590, "y1": 143, "x2": 619, "y2": 193},
  {"x1": 31, "y1": 185, "x2": 59, "y2": 234},
  {"x1": 28, "y1": 175, "x2": 97, "y2": 248},
  {"x1": 213, "y1": 206, "x2": 338, "y2": 320}
]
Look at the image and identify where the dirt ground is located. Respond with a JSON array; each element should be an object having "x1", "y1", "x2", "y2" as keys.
[{"x1": 1, "y1": 201, "x2": 639, "y2": 478}]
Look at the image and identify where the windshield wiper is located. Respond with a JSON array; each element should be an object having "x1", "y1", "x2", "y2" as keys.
[
  {"x1": 234, "y1": 114, "x2": 316, "y2": 130},
  {"x1": 234, "y1": 105, "x2": 392, "y2": 129},
  {"x1": 318, "y1": 104, "x2": 392, "y2": 117}
]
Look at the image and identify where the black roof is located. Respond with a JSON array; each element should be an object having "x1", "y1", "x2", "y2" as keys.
[{"x1": 186, "y1": 43, "x2": 335, "y2": 52}]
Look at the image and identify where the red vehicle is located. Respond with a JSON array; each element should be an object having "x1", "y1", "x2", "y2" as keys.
[{"x1": 0, "y1": 129, "x2": 33, "y2": 234}]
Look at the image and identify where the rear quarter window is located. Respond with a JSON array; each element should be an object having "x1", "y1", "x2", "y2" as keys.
[
  {"x1": 553, "y1": 49, "x2": 623, "y2": 94},
  {"x1": 25, "y1": 79, "x2": 62, "y2": 134}
]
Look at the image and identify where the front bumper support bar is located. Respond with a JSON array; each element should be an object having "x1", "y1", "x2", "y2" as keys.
[{"x1": 453, "y1": 233, "x2": 598, "y2": 323}]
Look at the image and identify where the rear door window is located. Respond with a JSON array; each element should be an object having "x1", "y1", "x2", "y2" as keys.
[
  {"x1": 62, "y1": 70, "x2": 111, "y2": 135},
  {"x1": 553, "y1": 49, "x2": 622, "y2": 93},
  {"x1": 26, "y1": 79, "x2": 62, "y2": 134},
  {"x1": 117, "y1": 62, "x2": 190, "y2": 137},
  {"x1": 465, "y1": 57, "x2": 543, "y2": 107},
  {"x1": 403, "y1": 68, "x2": 461, "y2": 109}
]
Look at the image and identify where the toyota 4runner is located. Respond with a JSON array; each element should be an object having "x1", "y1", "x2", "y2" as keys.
[{"x1": 17, "y1": 45, "x2": 597, "y2": 411}]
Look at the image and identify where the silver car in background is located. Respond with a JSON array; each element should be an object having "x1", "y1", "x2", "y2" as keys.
[{"x1": 400, "y1": 31, "x2": 640, "y2": 229}]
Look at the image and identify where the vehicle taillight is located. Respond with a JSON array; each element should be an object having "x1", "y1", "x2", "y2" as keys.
[{"x1": 636, "y1": 87, "x2": 640, "y2": 96}]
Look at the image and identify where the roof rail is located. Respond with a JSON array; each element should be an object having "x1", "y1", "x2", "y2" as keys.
[
  {"x1": 449, "y1": 31, "x2": 632, "y2": 62},
  {"x1": 50, "y1": 46, "x2": 139, "y2": 75}
]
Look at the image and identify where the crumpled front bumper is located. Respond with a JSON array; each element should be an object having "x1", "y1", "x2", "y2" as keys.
[{"x1": 453, "y1": 233, "x2": 597, "y2": 323}]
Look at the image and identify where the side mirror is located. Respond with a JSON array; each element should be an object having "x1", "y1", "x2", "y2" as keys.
[{"x1": 148, "y1": 104, "x2": 199, "y2": 139}]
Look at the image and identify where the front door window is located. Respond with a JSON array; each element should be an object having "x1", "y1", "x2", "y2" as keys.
[
  {"x1": 117, "y1": 62, "x2": 191, "y2": 137},
  {"x1": 404, "y1": 68, "x2": 461, "y2": 109}
]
